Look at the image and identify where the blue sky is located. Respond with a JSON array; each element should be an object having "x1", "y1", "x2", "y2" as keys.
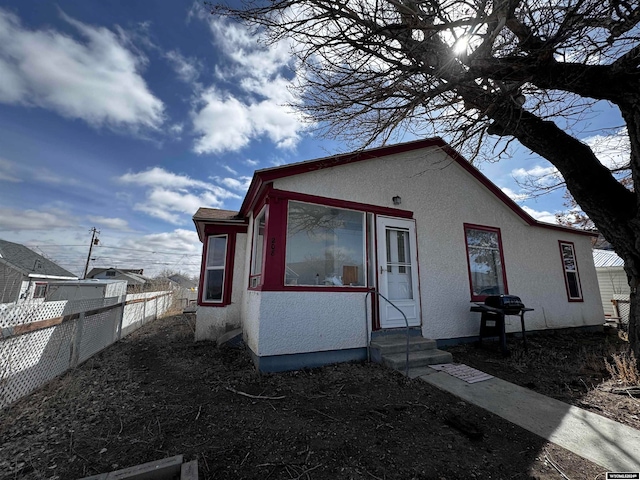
[{"x1": 0, "y1": 1, "x2": 627, "y2": 278}]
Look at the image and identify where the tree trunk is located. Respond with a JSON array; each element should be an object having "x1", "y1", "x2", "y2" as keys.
[
  {"x1": 486, "y1": 103, "x2": 640, "y2": 365},
  {"x1": 628, "y1": 278, "x2": 640, "y2": 360}
]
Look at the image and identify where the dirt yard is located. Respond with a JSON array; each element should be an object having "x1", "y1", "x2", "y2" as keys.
[{"x1": 0, "y1": 314, "x2": 637, "y2": 479}]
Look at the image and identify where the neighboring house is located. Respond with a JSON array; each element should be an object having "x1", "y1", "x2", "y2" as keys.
[
  {"x1": 167, "y1": 274, "x2": 198, "y2": 290},
  {"x1": 593, "y1": 249, "x2": 629, "y2": 321},
  {"x1": 86, "y1": 268, "x2": 148, "y2": 293},
  {"x1": 0, "y1": 239, "x2": 77, "y2": 304},
  {"x1": 193, "y1": 138, "x2": 604, "y2": 372}
]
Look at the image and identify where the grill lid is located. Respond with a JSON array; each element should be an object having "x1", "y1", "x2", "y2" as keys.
[{"x1": 485, "y1": 295, "x2": 524, "y2": 312}]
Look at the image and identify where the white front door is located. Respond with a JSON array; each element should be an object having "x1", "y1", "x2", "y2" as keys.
[{"x1": 376, "y1": 216, "x2": 421, "y2": 328}]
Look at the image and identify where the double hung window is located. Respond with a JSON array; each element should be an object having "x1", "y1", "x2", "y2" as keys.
[
  {"x1": 559, "y1": 241, "x2": 583, "y2": 301},
  {"x1": 464, "y1": 224, "x2": 507, "y2": 301},
  {"x1": 203, "y1": 235, "x2": 227, "y2": 302}
]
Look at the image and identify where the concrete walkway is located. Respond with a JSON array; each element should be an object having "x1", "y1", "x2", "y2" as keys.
[{"x1": 407, "y1": 366, "x2": 640, "y2": 473}]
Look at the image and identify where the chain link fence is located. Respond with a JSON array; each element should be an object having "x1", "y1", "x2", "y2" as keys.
[
  {"x1": 1, "y1": 290, "x2": 173, "y2": 409},
  {"x1": 611, "y1": 297, "x2": 630, "y2": 332}
]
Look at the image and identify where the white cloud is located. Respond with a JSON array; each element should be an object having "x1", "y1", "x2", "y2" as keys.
[
  {"x1": 501, "y1": 187, "x2": 529, "y2": 202},
  {"x1": 169, "y1": 123, "x2": 184, "y2": 135},
  {"x1": 118, "y1": 167, "x2": 240, "y2": 225},
  {"x1": 0, "y1": 158, "x2": 21, "y2": 182},
  {"x1": 117, "y1": 228, "x2": 203, "y2": 277},
  {"x1": 583, "y1": 129, "x2": 630, "y2": 170},
  {"x1": 222, "y1": 164, "x2": 238, "y2": 175},
  {"x1": 165, "y1": 49, "x2": 201, "y2": 84},
  {"x1": 191, "y1": 18, "x2": 308, "y2": 154},
  {"x1": 120, "y1": 166, "x2": 228, "y2": 194},
  {"x1": 87, "y1": 216, "x2": 130, "y2": 231},
  {"x1": 192, "y1": 87, "x2": 254, "y2": 153},
  {"x1": 33, "y1": 167, "x2": 80, "y2": 186},
  {"x1": 0, "y1": 8, "x2": 164, "y2": 132},
  {"x1": 213, "y1": 176, "x2": 252, "y2": 192},
  {"x1": 521, "y1": 206, "x2": 558, "y2": 224},
  {"x1": 511, "y1": 165, "x2": 558, "y2": 180},
  {"x1": 0, "y1": 207, "x2": 77, "y2": 230},
  {"x1": 134, "y1": 229, "x2": 200, "y2": 254},
  {"x1": 244, "y1": 158, "x2": 259, "y2": 167}
]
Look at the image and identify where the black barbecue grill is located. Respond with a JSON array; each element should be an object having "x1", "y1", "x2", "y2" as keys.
[{"x1": 470, "y1": 295, "x2": 534, "y2": 356}]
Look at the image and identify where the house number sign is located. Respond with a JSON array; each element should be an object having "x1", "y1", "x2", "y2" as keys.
[{"x1": 270, "y1": 237, "x2": 276, "y2": 256}]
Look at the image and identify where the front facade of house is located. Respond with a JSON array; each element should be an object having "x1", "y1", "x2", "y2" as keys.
[{"x1": 194, "y1": 139, "x2": 603, "y2": 372}]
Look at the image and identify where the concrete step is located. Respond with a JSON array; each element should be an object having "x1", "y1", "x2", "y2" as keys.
[
  {"x1": 382, "y1": 349, "x2": 453, "y2": 370},
  {"x1": 370, "y1": 335, "x2": 437, "y2": 355}
]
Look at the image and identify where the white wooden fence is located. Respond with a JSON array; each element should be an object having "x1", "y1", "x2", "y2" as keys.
[{"x1": 0, "y1": 291, "x2": 173, "y2": 409}]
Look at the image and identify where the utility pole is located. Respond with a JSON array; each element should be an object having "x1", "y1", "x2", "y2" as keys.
[{"x1": 83, "y1": 227, "x2": 100, "y2": 279}]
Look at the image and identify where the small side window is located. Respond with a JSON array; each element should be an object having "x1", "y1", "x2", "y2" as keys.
[
  {"x1": 559, "y1": 241, "x2": 583, "y2": 301},
  {"x1": 250, "y1": 208, "x2": 267, "y2": 288}
]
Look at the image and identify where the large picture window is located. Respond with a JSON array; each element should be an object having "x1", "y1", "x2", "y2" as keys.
[
  {"x1": 285, "y1": 201, "x2": 365, "y2": 287},
  {"x1": 203, "y1": 235, "x2": 227, "y2": 302},
  {"x1": 464, "y1": 224, "x2": 507, "y2": 301},
  {"x1": 559, "y1": 241, "x2": 583, "y2": 301}
]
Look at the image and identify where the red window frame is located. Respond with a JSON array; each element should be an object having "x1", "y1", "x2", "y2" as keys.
[
  {"x1": 198, "y1": 224, "x2": 246, "y2": 307},
  {"x1": 249, "y1": 206, "x2": 268, "y2": 290},
  {"x1": 250, "y1": 188, "x2": 411, "y2": 292},
  {"x1": 464, "y1": 223, "x2": 509, "y2": 302},
  {"x1": 558, "y1": 240, "x2": 583, "y2": 302}
]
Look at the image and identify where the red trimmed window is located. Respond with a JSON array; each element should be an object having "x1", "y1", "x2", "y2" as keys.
[
  {"x1": 464, "y1": 224, "x2": 508, "y2": 301},
  {"x1": 285, "y1": 201, "x2": 366, "y2": 287},
  {"x1": 202, "y1": 235, "x2": 229, "y2": 304},
  {"x1": 559, "y1": 241, "x2": 583, "y2": 301}
]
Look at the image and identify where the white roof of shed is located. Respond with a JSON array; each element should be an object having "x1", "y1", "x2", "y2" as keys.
[{"x1": 593, "y1": 249, "x2": 624, "y2": 268}]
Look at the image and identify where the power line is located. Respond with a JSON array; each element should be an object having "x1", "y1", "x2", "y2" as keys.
[
  {"x1": 30, "y1": 244, "x2": 201, "y2": 256},
  {"x1": 94, "y1": 245, "x2": 201, "y2": 256}
]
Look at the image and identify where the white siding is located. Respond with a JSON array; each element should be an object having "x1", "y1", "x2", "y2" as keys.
[{"x1": 596, "y1": 267, "x2": 630, "y2": 317}]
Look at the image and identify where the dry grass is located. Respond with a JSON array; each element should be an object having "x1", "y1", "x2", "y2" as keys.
[{"x1": 605, "y1": 350, "x2": 640, "y2": 386}]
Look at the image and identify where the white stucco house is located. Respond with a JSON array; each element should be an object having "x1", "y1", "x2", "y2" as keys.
[{"x1": 193, "y1": 138, "x2": 604, "y2": 372}]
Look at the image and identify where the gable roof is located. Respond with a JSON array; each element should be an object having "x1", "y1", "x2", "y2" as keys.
[
  {"x1": 192, "y1": 207, "x2": 247, "y2": 241},
  {"x1": 168, "y1": 273, "x2": 198, "y2": 289},
  {"x1": 239, "y1": 137, "x2": 595, "y2": 237},
  {"x1": 86, "y1": 267, "x2": 148, "y2": 284},
  {"x1": 0, "y1": 239, "x2": 77, "y2": 279},
  {"x1": 87, "y1": 267, "x2": 144, "y2": 277},
  {"x1": 593, "y1": 249, "x2": 625, "y2": 268}
]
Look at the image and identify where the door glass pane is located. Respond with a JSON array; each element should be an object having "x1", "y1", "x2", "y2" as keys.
[{"x1": 385, "y1": 227, "x2": 413, "y2": 300}]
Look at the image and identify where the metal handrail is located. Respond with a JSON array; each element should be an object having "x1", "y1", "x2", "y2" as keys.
[{"x1": 365, "y1": 289, "x2": 410, "y2": 377}]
